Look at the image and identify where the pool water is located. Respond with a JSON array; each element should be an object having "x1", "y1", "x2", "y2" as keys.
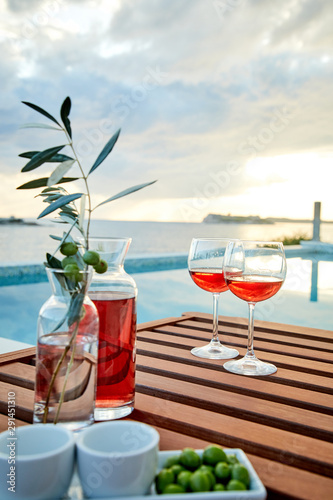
[{"x1": 0, "y1": 253, "x2": 332, "y2": 349}]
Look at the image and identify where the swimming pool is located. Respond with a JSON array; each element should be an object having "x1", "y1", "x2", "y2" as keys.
[{"x1": 0, "y1": 248, "x2": 332, "y2": 351}]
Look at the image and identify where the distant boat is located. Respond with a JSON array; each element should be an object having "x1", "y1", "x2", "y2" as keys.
[
  {"x1": 202, "y1": 213, "x2": 274, "y2": 224},
  {"x1": 0, "y1": 216, "x2": 38, "y2": 225}
]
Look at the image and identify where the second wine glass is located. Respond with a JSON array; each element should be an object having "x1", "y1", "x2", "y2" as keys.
[
  {"x1": 188, "y1": 238, "x2": 239, "y2": 359},
  {"x1": 223, "y1": 240, "x2": 287, "y2": 376}
]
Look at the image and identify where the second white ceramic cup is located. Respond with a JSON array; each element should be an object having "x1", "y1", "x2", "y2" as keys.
[{"x1": 76, "y1": 420, "x2": 160, "y2": 498}]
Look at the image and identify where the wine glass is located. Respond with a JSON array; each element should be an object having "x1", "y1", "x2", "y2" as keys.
[
  {"x1": 188, "y1": 238, "x2": 239, "y2": 359},
  {"x1": 223, "y1": 240, "x2": 287, "y2": 376}
]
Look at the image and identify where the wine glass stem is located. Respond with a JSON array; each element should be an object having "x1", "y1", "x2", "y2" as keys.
[
  {"x1": 211, "y1": 293, "x2": 220, "y2": 344},
  {"x1": 246, "y1": 302, "x2": 256, "y2": 358}
]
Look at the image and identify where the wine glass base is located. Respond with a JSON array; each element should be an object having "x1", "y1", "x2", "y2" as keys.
[
  {"x1": 223, "y1": 356, "x2": 277, "y2": 376},
  {"x1": 191, "y1": 343, "x2": 239, "y2": 360}
]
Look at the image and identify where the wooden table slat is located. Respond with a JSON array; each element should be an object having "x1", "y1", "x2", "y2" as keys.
[
  {"x1": 0, "y1": 380, "x2": 34, "y2": 423},
  {"x1": 157, "y1": 321, "x2": 333, "y2": 354},
  {"x1": 0, "y1": 347, "x2": 36, "y2": 366},
  {"x1": 181, "y1": 312, "x2": 333, "y2": 341},
  {"x1": 0, "y1": 362, "x2": 35, "y2": 389}
]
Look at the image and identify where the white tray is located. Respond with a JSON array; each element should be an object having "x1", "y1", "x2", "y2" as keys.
[{"x1": 66, "y1": 448, "x2": 267, "y2": 499}]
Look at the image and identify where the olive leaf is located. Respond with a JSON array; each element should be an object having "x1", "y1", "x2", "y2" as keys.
[
  {"x1": 60, "y1": 97, "x2": 72, "y2": 139},
  {"x1": 88, "y1": 128, "x2": 121, "y2": 175},
  {"x1": 93, "y1": 180, "x2": 157, "y2": 210},
  {"x1": 47, "y1": 160, "x2": 76, "y2": 187},
  {"x1": 17, "y1": 177, "x2": 78, "y2": 190},
  {"x1": 21, "y1": 145, "x2": 67, "y2": 172},
  {"x1": 45, "y1": 253, "x2": 75, "y2": 296},
  {"x1": 22, "y1": 101, "x2": 61, "y2": 127},
  {"x1": 19, "y1": 151, "x2": 74, "y2": 162},
  {"x1": 59, "y1": 214, "x2": 78, "y2": 225},
  {"x1": 39, "y1": 187, "x2": 64, "y2": 195},
  {"x1": 37, "y1": 193, "x2": 83, "y2": 219},
  {"x1": 19, "y1": 123, "x2": 62, "y2": 131},
  {"x1": 45, "y1": 252, "x2": 63, "y2": 269},
  {"x1": 67, "y1": 292, "x2": 85, "y2": 326},
  {"x1": 43, "y1": 194, "x2": 63, "y2": 203},
  {"x1": 59, "y1": 205, "x2": 78, "y2": 215}
]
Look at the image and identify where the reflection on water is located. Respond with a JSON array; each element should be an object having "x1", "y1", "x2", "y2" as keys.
[
  {"x1": 311, "y1": 260, "x2": 318, "y2": 302},
  {"x1": 308, "y1": 254, "x2": 333, "y2": 302},
  {"x1": 284, "y1": 254, "x2": 333, "y2": 302}
]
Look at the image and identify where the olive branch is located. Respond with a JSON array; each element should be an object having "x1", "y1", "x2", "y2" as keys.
[
  {"x1": 18, "y1": 96, "x2": 156, "y2": 254},
  {"x1": 17, "y1": 96, "x2": 156, "y2": 423}
]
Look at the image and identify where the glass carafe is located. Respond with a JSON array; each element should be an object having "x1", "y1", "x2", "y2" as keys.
[
  {"x1": 34, "y1": 268, "x2": 98, "y2": 430},
  {"x1": 88, "y1": 237, "x2": 137, "y2": 420}
]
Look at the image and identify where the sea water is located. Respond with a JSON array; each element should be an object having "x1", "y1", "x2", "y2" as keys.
[{"x1": 1, "y1": 219, "x2": 333, "y2": 264}]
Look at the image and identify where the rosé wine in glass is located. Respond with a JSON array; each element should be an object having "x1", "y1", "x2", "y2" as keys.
[
  {"x1": 188, "y1": 238, "x2": 239, "y2": 359},
  {"x1": 226, "y1": 275, "x2": 284, "y2": 303},
  {"x1": 189, "y1": 269, "x2": 229, "y2": 293},
  {"x1": 91, "y1": 293, "x2": 136, "y2": 411}
]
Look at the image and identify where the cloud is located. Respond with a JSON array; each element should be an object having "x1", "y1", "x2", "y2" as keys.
[
  {"x1": 0, "y1": 0, "x2": 332, "y2": 221},
  {"x1": 267, "y1": 0, "x2": 333, "y2": 50},
  {"x1": 5, "y1": 0, "x2": 42, "y2": 13}
]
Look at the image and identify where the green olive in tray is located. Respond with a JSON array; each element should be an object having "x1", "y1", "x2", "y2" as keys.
[{"x1": 155, "y1": 445, "x2": 251, "y2": 494}]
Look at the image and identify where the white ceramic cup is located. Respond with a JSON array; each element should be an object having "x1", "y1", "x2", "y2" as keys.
[
  {"x1": 0, "y1": 424, "x2": 75, "y2": 500},
  {"x1": 76, "y1": 420, "x2": 160, "y2": 498}
]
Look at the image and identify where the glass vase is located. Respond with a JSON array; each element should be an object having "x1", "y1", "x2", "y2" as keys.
[
  {"x1": 88, "y1": 237, "x2": 137, "y2": 421},
  {"x1": 33, "y1": 268, "x2": 99, "y2": 431}
]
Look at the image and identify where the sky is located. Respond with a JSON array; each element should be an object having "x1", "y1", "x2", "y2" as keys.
[{"x1": 1, "y1": 0, "x2": 333, "y2": 222}]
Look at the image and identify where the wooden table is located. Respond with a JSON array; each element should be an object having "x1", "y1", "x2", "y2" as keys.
[{"x1": 0, "y1": 312, "x2": 332, "y2": 499}]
